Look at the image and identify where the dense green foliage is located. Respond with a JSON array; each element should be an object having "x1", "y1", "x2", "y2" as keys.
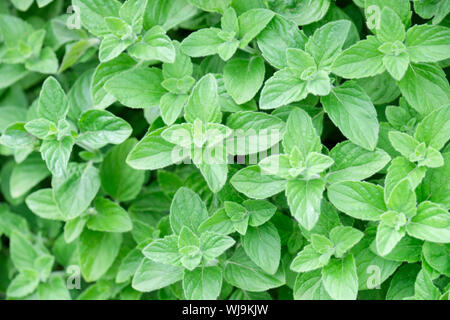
[{"x1": 0, "y1": 0, "x2": 449, "y2": 300}]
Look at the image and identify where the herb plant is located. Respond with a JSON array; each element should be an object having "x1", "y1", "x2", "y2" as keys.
[{"x1": 0, "y1": 0, "x2": 449, "y2": 301}]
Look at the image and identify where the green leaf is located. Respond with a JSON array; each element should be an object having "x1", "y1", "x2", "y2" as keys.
[
  {"x1": 226, "y1": 111, "x2": 284, "y2": 155},
  {"x1": 163, "y1": 41, "x2": 193, "y2": 80},
  {"x1": 388, "y1": 131, "x2": 420, "y2": 160},
  {"x1": 10, "y1": 0, "x2": 34, "y2": 11},
  {"x1": 188, "y1": 0, "x2": 230, "y2": 13},
  {"x1": 59, "y1": 39, "x2": 95, "y2": 73},
  {"x1": 142, "y1": 235, "x2": 181, "y2": 266},
  {"x1": 36, "y1": 275, "x2": 71, "y2": 300},
  {"x1": 422, "y1": 242, "x2": 450, "y2": 277},
  {"x1": 271, "y1": 0, "x2": 330, "y2": 26},
  {"x1": 25, "y1": 47, "x2": 59, "y2": 74},
  {"x1": 259, "y1": 154, "x2": 293, "y2": 180},
  {"x1": 304, "y1": 152, "x2": 334, "y2": 176},
  {"x1": 223, "y1": 57, "x2": 265, "y2": 104},
  {"x1": 26, "y1": 189, "x2": 65, "y2": 221},
  {"x1": 238, "y1": 9, "x2": 274, "y2": 48},
  {"x1": 422, "y1": 147, "x2": 445, "y2": 170},
  {"x1": 0, "y1": 14, "x2": 33, "y2": 46},
  {"x1": 383, "y1": 52, "x2": 410, "y2": 81},
  {"x1": 259, "y1": 69, "x2": 307, "y2": 110},
  {"x1": 52, "y1": 163, "x2": 100, "y2": 220},
  {"x1": 100, "y1": 139, "x2": 145, "y2": 202},
  {"x1": 143, "y1": 0, "x2": 198, "y2": 31},
  {"x1": 386, "y1": 179, "x2": 417, "y2": 217},
  {"x1": 330, "y1": 226, "x2": 363, "y2": 258},
  {"x1": 170, "y1": 187, "x2": 208, "y2": 235},
  {"x1": 129, "y1": 26, "x2": 175, "y2": 63},
  {"x1": 31, "y1": 273, "x2": 68, "y2": 300},
  {"x1": 286, "y1": 179, "x2": 325, "y2": 230},
  {"x1": 327, "y1": 181, "x2": 386, "y2": 221},
  {"x1": 283, "y1": 108, "x2": 321, "y2": 157},
  {"x1": 91, "y1": 54, "x2": 137, "y2": 108},
  {"x1": 119, "y1": 0, "x2": 147, "y2": 33},
  {"x1": 38, "y1": 77, "x2": 68, "y2": 123},
  {"x1": 0, "y1": 106, "x2": 27, "y2": 132},
  {"x1": 327, "y1": 141, "x2": 391, "y2": 184},
  {"x1": 116, "y1": 248, "x2": 144, "y2": 283},
  {"x1": 0, "y1": 64, "x2": 29, "y2": 90},
  {"x1": 352, "y1": 235, "x2": 402, "y2": 290},
  {"x1": 384, "y1": 157, "x2": 426, "y2": 201},
  {"x1": 311, "y1": 234, "x2": 334, "y2": 254},
  {"x1": 321, "y1": 81, "x2": 379, "y2": 150},
  {"x1": 398, "y1": 63, "x2": 450, "y2": 115},
  {"x1": 386, "y1": 264, "x2": 420, "y2": 300},
  {"x1": 321, "y1": 255, "x2": 358, "y2": 300},
  {"x1": 181, "y1": 28, "x2": 223, "y2": 57},
  {"x1": 104, "y1": 67, "x2": 166, "y2": 109},
  {"x1": 197, "y1": 161, "x2": 228, "y2": 194},
  {"x1": 40, "y1": 136, "x2": 75, "y2": 177},
  {"x1": 414, "y1": 270, "x2": 441, "y2": 300},
  {"x1": 231, "y1": 166, "x2": 287, "y2": 199},
  {"x1": 72, "y1": 0, "x2": 121, "y2": 37},
  {"x1": 183, "y1": 266, "x2": 222, "y2": 300},
  {"x1": 200, "y1": 232, "x2": 235, "y2": 261},
  {"x1": 218, "y1": 40, "x2": 239, "y2": 61},
  {"x1": 242, "y1": 222, "x2": 281, "y2": 275},
  {"x1": 78, "y1": 229, "x2": 122, "y2": 282},
  {"x1": 64, "y1": 216, "x2": 88, "y2": 243},
  {"x1": 10, "y1": 230, "x2": 38, "y2": 271},
  {"x1": 418, "y1": 150, "x2": 450, "y2": 208},
  {"x1": 221, "y1": 7, "x2": 239, "y2": 34},
  {"x1": 99, "y1": 35, "x2": 132, "y2": 63},
  {"x1": 294, "y1": 270, "x2": 331, "y2": 300},
  {"x1": 179, "y1": 226, "x2": 200, "y2": 250},
  {"x1": 286, "y1": 48, "x2": 316, "y2": 76},
  {"x1": 356, "y1": 72, "x2": 401, "y2": 105},
  {"x1": 104, "y1": 17, "x2": 131, "y2": 39},
  {"x1": 162, "y1": 76, "x2": 195, "y2": 95},
  {"x1": 244, "y1": 200, "x2": 277, "y2": 227},
  {"x1": 70, "y1": 75, "x2": 95, "y2": 122},
  {"x1": 77, "y1": 110, "x2": 132, "y2": 149},
  {"x1": 25, "y1": 118, "x2": 57, "y2": 140},
  {"x1": 406, "y1": 201, "x2": 450, "y2": 243},
  {"x1": 87, "y1": 197, "x2": 132, "y2": 232},
  {"x1": 305, "y1": 20, "x2": 351, "y2": 70},
  {"x1": 257, "y1": 15, "x2": 307, "y2": 69},
  {"x1": 370, "y1": 234, "x2": 423, "y2": 264},
  {"x1": 0, "y1": 122, "x2": 36, "y2": 152},
  {"x1": 406, "y1": 25, "x2": 450, "y2": 63},
  {"x1": 224, "y1": 247, "x2": 285, "y2": 292},
  {"x1": 414, "y1": 0, "x2": 450, "y2": 24},
  {"x1": 376, "y1": 221, "x2": 406, "y2": 256},
  {"x1": 160, "y1": 93, "x2": 188, "y2": 126},
  {"x1": 132, "y1": 258, "x2": 184, "y2": 292},
  {"x1": 126, "y1": 128, "x2": 187, "y2": 170},
  {"x1": 198, "y1": 208, "x2": 234, "y2": 235},
  {"x1": 290, "y1": 245, "x2": 331, "y2": 273},
  {"x1": 415, "y1": 106, "x2": 450, "y2": 151},
  {"x1": 377, "y1": 8, "x2": 405, "y2": 43},
  {"x1": 7, "y1": 269, "x2": 41, "y2": 298},
  {"x1": 184, "y1": 74, "x2": 221, "y2": 123},
  {"x1": 224, "y1": 201, "x2": 249, "y2": 235},
  {"x1": 332, "y1": 36, "x2": 384, "y2": 79},
  {"x1": 10, "y1": 153, "x2": 50, "y2": 198}
]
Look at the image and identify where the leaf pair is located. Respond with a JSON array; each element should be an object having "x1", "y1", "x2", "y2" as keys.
[
  {"x1": 333, "y1": 8, "x2": 450, "y2": 80},
  {"x1": 137, "y1": 188, "x2": 235, "y2": 299},
  {"x1": 181, "y1": 8, "x2": 275, "y2": 61}
]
